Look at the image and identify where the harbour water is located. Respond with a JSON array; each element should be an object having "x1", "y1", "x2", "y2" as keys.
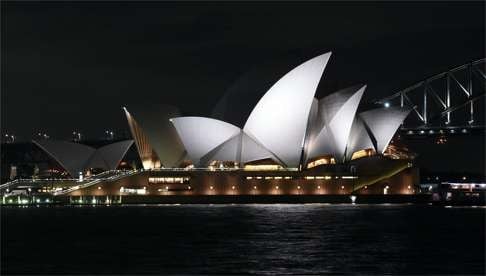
[{"x1": 2, "y1": 204, "x2": 484, "y2": 275}]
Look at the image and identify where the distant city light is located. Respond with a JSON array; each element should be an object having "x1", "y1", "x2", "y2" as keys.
[{"x1": 384, "y1": 102, "x2": 390, "y2": 108}]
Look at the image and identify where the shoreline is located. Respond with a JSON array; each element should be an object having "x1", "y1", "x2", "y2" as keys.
[{"x1": 2, "y1": 194, "x2": 484, "y2": 206}]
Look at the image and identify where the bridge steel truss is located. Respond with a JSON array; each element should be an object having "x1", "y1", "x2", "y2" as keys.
[{"x1": 375, "y1": 58, "x2": 485, "y2": 133}]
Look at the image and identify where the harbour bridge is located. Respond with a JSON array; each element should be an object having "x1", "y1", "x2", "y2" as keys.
[{"x1": 375, "y1": 58, "x2": 485, "y2": 137}]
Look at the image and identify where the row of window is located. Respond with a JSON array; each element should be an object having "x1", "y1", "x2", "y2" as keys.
[
  {"x1": 245, "y1": 176, "x2": 293, "y2": 180},
  {"x1": 148, "y1": 177, "x2": 190, "y2": 184},
  {"x1": 245, "y1": 176, "x2": 358, "y2": 180}
]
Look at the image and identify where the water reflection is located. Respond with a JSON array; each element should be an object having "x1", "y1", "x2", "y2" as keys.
[{"x1": 2, "y1": 204, "x2": 485, "y2": 275}]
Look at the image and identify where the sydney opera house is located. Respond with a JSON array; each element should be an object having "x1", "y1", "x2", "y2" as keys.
[{"x1": 25, "y1": 52, "x2": 418, "y2": 202}]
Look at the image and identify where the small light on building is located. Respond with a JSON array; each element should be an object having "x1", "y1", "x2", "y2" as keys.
[
  {"x1": 384, "y1": 102, "x2": 390, "y2": 108},
  {"x1": 210, "y1": 186, "x2": 214, "y2": 190},
  {"x1": 350, "y1": 195, "x2": 357, "y2": 203},
  {"x1": 317, "y1": 186, "x2": 321, "y2": 189},
  {"x1": 341, "y1": 186, "x2": 344, "y2": 190},
  {"x1": 253, "y1": 186, "x2": 257, "y2": 190},
  {"x1": 188, "y1": 186, "x2": 191, "y2": 190},
  {"x1": 364, "y1": 186, "x2": 368, "y2": 189},
  {"x1": 462, "y1": 176, "x2": 467, "y2": 180},
  {"x1": 166, "y1": 186, "x2": 169, "y2": 190},
  {"x1": 98, "y1": 186, "x2": 101, "y2": 190},
  {"x1": 407, "y1": 185, "x2": 411, "y2": 190},
  {"x1": 45, "y1": 199, "x2": 50, "y2": 203},
  {"x1": 232, "y1": 186, "x2": 235, "y2": 190},
  {"x1": 36, "y1": 199, "x2": 40, "y2": 203},
  {"x1": 275, "y1": 186, "x2": 279, "y2": 190},
  {"x1": 297, "y1": 186, "x2": 301, "y2": 189}
]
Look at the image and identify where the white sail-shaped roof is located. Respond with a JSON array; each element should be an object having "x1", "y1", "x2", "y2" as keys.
[
  {"x1": 124, "y1": 108, "x2": 161, "y2": 169},
  {"x1": 306, "y1": 126, "x2": 334, "y2": 160},
  {"x1": 307, "y1": 85, "x2": 366, "y2": 162},
  {"x1": 34, "y1": 140, "x2": 135, "y2": 177},
  {"x1": 345, "y1": 116, "x2": 374, "y2": 161},
  {"x1": 123, "y1": 105, "x2": 185, "y2": 167},
  {"x1": 302, "y1": 98, "x2": 319, "y2": 162},
  {"x1": 86, "y1": 140, "x2": 134, "y2": 170},
  {"x1": 243, "y1": 52, "x2": 331, "y2": 167},
  {"x1": 33, "y1": 140, "x2": 96, "y2": 177},
  {"x1": 200, "y1": 132, "x2": 241, "y2": 166},
  {"x1": 359, "y1": 107, "x2": 411, "y2": 154},
  {"x1": 170, "y1": 117, "x2": 241, "y2": 166},
  {"x1": 199, "y1": 131, "x2": 279, "y2": 166},
  {"x1": 240, "y1": 132, "x2": 278, "y2": 164}
]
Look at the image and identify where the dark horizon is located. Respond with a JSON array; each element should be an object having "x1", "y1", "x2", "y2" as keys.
[{"x1": 1, "y1": 1, "x2": 485, "y2": 174}]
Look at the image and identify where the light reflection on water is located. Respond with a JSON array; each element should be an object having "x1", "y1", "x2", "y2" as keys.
[{"x1": 2, "y1": 204, "x2": 485, "y2": 275}]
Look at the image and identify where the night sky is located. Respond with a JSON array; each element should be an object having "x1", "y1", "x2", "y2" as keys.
[{"x1": 2, "y1": 2, "x2": 485, "y2": 174}]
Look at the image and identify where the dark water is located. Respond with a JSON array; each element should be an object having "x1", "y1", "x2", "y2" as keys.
[{"x1": 2, "y1": 204, "x2": 485, "y2": 275}]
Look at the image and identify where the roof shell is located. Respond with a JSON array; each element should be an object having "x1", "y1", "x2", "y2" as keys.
[
  {"x1": 124, "y1": 108, "x2": 161, "y2": 169},
  {"x1": 33, "y1": 140, "x2": 96, "y2": 177},
  {"x1": 33, "y1": 140, "x2": 134, "y2": 177},
  {"x1": 359, "y1": 106, "x2": 411, "y2": 153},
  {"x1": 306, "y1": 85, "x2": 366, "y2": 162},
  {"x1": 123, "y1": 105, "x2": 185, "y2": 167},
  {"x1": 199, "y1": 131, "x2": 280, "y2": 166},
  {"x1": 170, "y1": 117, "x2": 241, "y2": 166},
  {"x1": 86, "y1": 140, "x2": 134, "y2": 170},
  {"x1": 243, "y1": 52, "x2": 331, "y2": 167},
  {"x1": 345, "y1": 116, "x2": 374, "y2": 160}
]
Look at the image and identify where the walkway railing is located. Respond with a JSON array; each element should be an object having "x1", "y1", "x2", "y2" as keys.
[{"x1": 53, "y1": 170, "x2": 140, "y2": 196}]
